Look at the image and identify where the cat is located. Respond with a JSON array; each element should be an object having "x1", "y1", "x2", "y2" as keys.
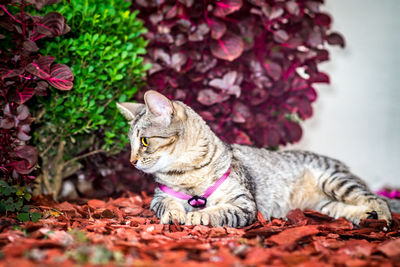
[{"x1": 117, "y1": 90, "x2": 397, "y2": 228}]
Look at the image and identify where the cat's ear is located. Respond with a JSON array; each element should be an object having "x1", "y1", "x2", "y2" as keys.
[
  {"x1": 144, "y1": 90, "x2": 174, "y2": 126},
  {"x1": 116, "y1": 102, "x2": 145, "y2": 121}
]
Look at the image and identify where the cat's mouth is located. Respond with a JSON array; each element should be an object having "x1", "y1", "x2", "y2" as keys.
[{"x1": 135, "y1": 155, "x2": 169, "y2": 174}]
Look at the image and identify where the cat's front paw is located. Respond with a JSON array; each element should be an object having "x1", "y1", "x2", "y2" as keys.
[
  {"x1": 359, "y1": 209, "x2": 392, "y2": 226},
  {"x1": 185, "y1": 211, "x2": 211, "y2": 226},
  {"x1": 160, "y1": 209, "x2": 186, "y2": 224}
]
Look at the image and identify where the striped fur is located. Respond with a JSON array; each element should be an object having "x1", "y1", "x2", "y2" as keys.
[{"x1": 117, "y1": 91, "x2": 394, "y2": 227}]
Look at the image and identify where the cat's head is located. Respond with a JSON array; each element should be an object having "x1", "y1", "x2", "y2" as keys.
[{"x1": 116, "y1": 90, "x2": 188, "y2": 174}]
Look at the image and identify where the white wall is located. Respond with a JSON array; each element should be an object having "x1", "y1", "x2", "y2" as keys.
[{"x1": 291, "y1": 0, "x2": 400, "y2": 190}]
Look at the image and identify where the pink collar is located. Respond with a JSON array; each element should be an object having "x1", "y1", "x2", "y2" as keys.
[{"x1": 158, "y1": 167, "x2": 231, "y2": 209}]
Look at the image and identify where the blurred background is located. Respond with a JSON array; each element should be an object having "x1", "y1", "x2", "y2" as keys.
[{"x1": 291, "y1": 0, "x2": 400, "y2": 190}]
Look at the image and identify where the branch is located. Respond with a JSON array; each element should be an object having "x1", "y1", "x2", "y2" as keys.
[
  {"x1": 63, "y1": 149, "x2": 105, "y2": 168},
  {"x1": 39, "y1": 134, "x2": 61, "y2": 158},
  {"x1": 33, "y1": 108, "x2": 46, "y2": 123}
]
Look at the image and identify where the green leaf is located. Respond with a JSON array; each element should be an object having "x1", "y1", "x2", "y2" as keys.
[
  {"x1": 24, "y1": 193, "x2": 32, "y2": 201},
  {"x1": 17, "y1": 212, "x2": 30, "y2": 222},
  {"x1": 30, "y1": 212, "x2": 42, "y2": 222},
  {"x1": 21, "y1": 205, "x2": 30, "y2": 213}
]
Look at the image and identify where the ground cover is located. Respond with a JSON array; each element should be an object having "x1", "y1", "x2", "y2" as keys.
[{"x1": 0, "y1": 192, "x2": 399, "y2": 266}]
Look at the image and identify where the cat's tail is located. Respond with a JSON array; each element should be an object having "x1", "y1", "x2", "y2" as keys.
[{"x1": 386, "y1": 198, "x2": 400, "y2": 213}]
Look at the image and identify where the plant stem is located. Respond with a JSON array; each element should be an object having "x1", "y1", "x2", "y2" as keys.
[{"x1": 63, "y1": 149, "x2": 105, "y2": 168}]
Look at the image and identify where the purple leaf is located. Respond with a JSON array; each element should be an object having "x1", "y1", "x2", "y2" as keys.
[
  {"x1": 273, "y1": 30, "x2": 289, "y2": 43},
  {"x1": 188, "y1": 23, "x2": 210, "y2": 42},
  {"x1": 213, "y1": 0, "x2": 243, "y2": 17},
  {"x1": 48, "y1": 63, "x2": 74, "y2": 90},
  {"x1": 17, "y1": 129, "x2": 31, "y2": 141},
  {"x1": 233, "y1": 128, "x2": 252, "y2": 145},
  {"x1": 197, "y1": 89, "x2": 229, "y2": 106},
  {"x1": 152, "y1": 48, "x2": 171, "y2": 65},
  {"x1": 0, "y1": 117, "x2": 14, "y2": 129},
  {"x1": 25, "y1": 62, "x2": 51, "y2": 79},
  {"x1": 297, "y1": 97, "x2": 313, "y2": 119},
  {"x1": 210, "y1": 32, "x2": 244, "y2": 61},
  {"x1": 314, "y1": 13, "x2": 332, "y2": 27},
  {"x1": 264, "y1": 127, "x2": 280, "y2": 147},
  {"x1": 309, "y1": 72, "x2": 330, "y2": 84},
  {"x1": 35, "y1": 81, "x2": 49, "y2": 96},
  {"x1": 36, "y1": 12, "x2": 70, "y2": 37},
  {"x1": 16, "y1": 104, "x2": 30, "y2": 120},
  {"x1": 37, "y1": 55, "x2": 55, "y2": 73},
  {"x1": 27, "y1": 0, "x2": 62, "y2": 10},
  {"x1": 307, "y1": 30, "x2": 323, "y2": 48},
  {"x1": 23, "y1": 40, "x2": 39, "y2": 52},
  {"x1": 209, "y1": 19, "x2": 227, "y2": 40},
  {"x1": 209, "y1": 71, "x2": 241, "y2": 97},
  {"x1": 17, "y1": 88, "x2": 35, "y2": 104},
  {"x1": 326, "y1": 32, "x2": 345, "y2": 48},
  {"x1": 232, "y1": 102, "x2": 251, "y2": 123},
  {"x1": 283, "y1": 120, "x2": 302, "y2": 143},
  {"x1": 177, "y1": 0, "x2": 194, "y2": 8},
  {"x1": 9, "y1": 161, "x2": 33, "y2": 175},
  {"x1": 286, "y1": 1, "x2": 300, "y2": 16},
  {"x1": 269, "y1": 7, "x2": 284, "y2": 20},
  {"x1": 14, "y1": 145, "x2": 37, "y2": 167},
  {"x1": 171, "y1": 52, "x2": 187, "y2": 72},
  {"x1": 263, "y1": 60, "x2": 282, "y2": 80}
]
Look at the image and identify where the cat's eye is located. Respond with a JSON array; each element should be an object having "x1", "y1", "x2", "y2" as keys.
[{"x1": 141, "y1": 137, "x2": 149, "y2": 147}]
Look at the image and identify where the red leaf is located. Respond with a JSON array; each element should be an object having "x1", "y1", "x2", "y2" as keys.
[
  {"x1": 17, "y1": 88, "x2": 35, "y2": 104},
  {"x1": 263, "y1": 60, "x2": 282, "y2": 80},
  {"x1": 30, "y1": 0, "x2": 63, "y2": 10},
  {"x1": 209, "y1": 71, "x2": 241, "y2": 97},
  {"x1": 197, "y1": 89, "x2": 228, "y2": 106},
  {"x1": 314, "y1": 13, "x2": 332, "y2": 27},
  {"x1": 48, "y1": 64, "x2": 74, "y2": 90},
  {"x1": 232, "y1": 102, "x2": 251, "y2": 123},
  {"x1": 9, "y1": 160, "x2": 33, "y2": 174},
  {"x1": 36, "y1": 12, "x2": 70, "y2": 37},
  {"x1": 171, "y1": 52, "x2": 187, "y2": 72},
  {"x1": 309, "y1": 71, "x2": 330, "y2": 84},
  {"x1": 233, "y1": 129, "x2": 252, "y2": 145},
  {"x1": 14, "y1": 145, "x2": 38, "y2": 168},
  {"x1": 16, "y1": 104, "x2": 30, "y2": 120},
  {"x1": 25, "y1": 63, "x2": 51, "y2": 79},
  {"x1": 286, "y1": 1, "x2": 300, "y2": 16},
  {"x1": 307, "y1": 30, "x2": 323, "y2": 47},
  {"x1": 210, "y1": 32, "x2": 244, "y2": 61},
  {"x1": 273, "y1": 30, "x2": 289, "y2": 43},
  {"x1": 23, "y1": 41, "x2": 39, "y2": 52},
  {"x1": 326, "y1": 32, "x2": 346, "y2": 48},
  {"x1": 209, "y1": 19, "x2": 227, "y2": 40},
  {"x1": 264, "y1": 127, "x2": 280, "y2": 147},
  {"x1": 37, "y1": 55, "x2": 55, "y2": 73},
  {"x1": 188, "y1": 23, "x2": 210, "y2": 42},
  {"x1": 213, "y1": 0, "x2": 243, "y2": 17},
  {"x1": 283, "y1": 120, "x2": 302, "y2": 143}
]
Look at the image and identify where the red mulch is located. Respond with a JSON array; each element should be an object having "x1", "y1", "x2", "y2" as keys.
[{"x1": 0, "y1": 192, "x2": 399, "y2": 266}]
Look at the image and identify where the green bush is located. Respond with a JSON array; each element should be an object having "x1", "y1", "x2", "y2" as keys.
[{"x1": 31, "y1": 0, "x2": 148, "y2": 199}]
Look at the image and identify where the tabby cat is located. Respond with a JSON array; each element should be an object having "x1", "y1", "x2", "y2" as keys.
[{"x1": 117, "y1": 90, "x2": 397, "y2": 227}]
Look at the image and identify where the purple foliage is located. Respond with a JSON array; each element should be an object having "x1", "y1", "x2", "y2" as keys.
[
  {"x1": 133, "y1": 0, "x2": 345, "y2": 147},
  {"x1": 0, "y1": 0, "x2": 72, "y2": 182}
]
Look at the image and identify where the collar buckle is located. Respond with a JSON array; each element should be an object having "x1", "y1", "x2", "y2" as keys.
[{"x1": 188, "y1": 195, "x2": 207, "y2": 208}]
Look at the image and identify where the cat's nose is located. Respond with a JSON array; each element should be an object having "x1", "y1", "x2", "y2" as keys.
[{"x1": 131, "y1": 160, "x2": 138, "y2": 166}]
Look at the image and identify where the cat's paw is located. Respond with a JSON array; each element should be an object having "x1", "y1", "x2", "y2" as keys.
[
  {"x1": 160, "y1": 209, "x2": 186, "y2": 224},
  {"x1": 359, "y1": 208, "x2": 392, "y2": 226},
  {"x1": 185, "y1": 211, "x2": 211, "y2": 226}
]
